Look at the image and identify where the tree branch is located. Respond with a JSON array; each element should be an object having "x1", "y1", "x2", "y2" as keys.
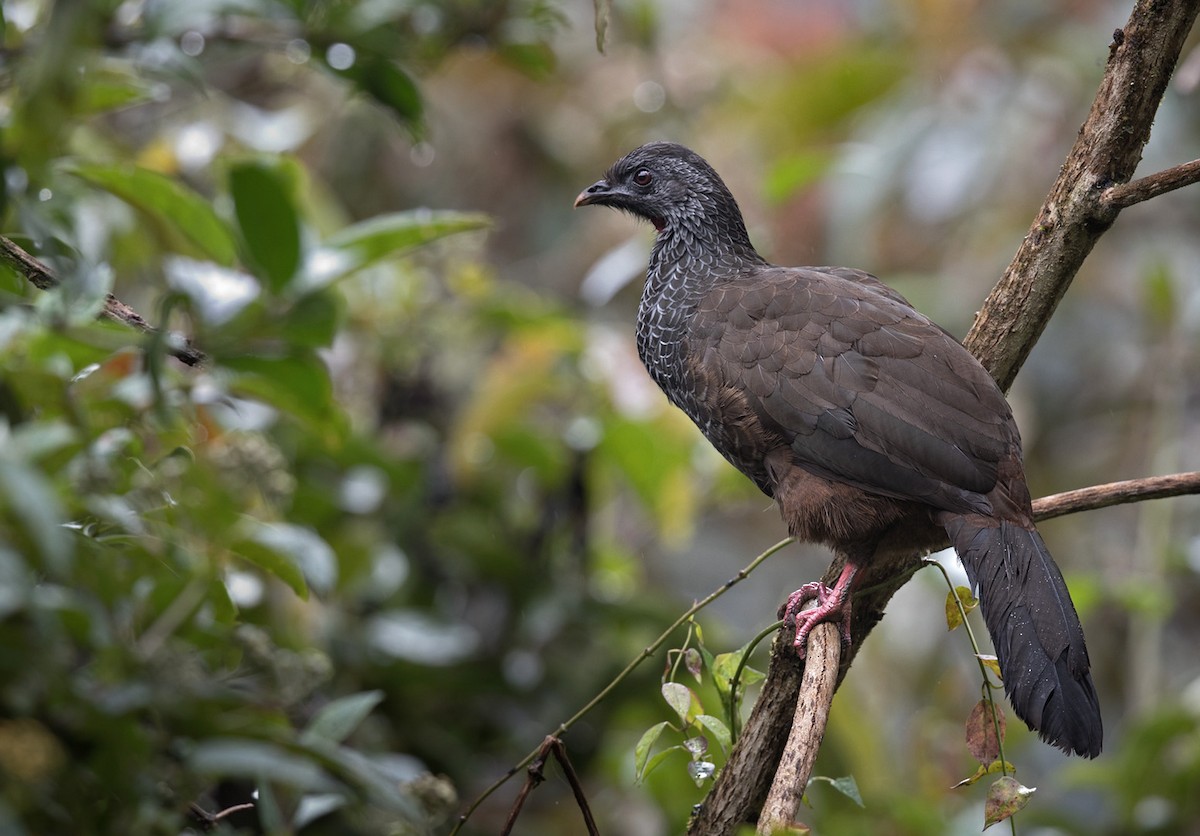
[
  {"x1": 755, "y1": 623, "x2": 840, "y2": 835},
  {"x1": 1033, "y1": 472, "x2": 1200, "y2": 522},
  {"x1": 1101, "y1": 158, "x2": 1200, "y2": 208},
  {"x1": 0, "y1": 234, "x2": 206, "y2": 367},
  {"x1": 690, "y1": 2, "x2": 1200, "y2": 832}
]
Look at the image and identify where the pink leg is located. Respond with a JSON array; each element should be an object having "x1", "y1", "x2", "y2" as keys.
[{"x1": 778, "y1": 563, "x2": 859, "y2": 659}]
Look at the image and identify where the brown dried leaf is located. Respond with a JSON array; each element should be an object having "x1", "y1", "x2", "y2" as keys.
[{"x1": 966, "y1": 698, "x2": 1007, "y2": 764}]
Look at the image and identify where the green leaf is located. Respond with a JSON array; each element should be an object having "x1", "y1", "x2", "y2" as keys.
[
  {"x1": 0, "y1": 459, "x2": 72, "y2": 572},
  {"x1": 281, "y1": 288, "x2": 342, "y2": 348},
  {"x1": 310, "y1": 210, "x2": 491, "y2": 287},
  {"x1": 229, "y1": 159, "x2": 303, "y2": 293},
  {"x1": 763, "y1": 150, "x2": 834, "y2": 204},
  {"x1": 640, "y1": 746, "x2": 685, "y2": 783},
  {"x1": 240, "y1": 520, "x2": 337, "y2": 596},
  {"x1": 661, "y1": 682, "x2": 698, "y2": 725},
  {"x1": 694, "y1": 714, "x2": 732, "y2": 755},
  {"x1": 189, "y1": 739, "x2": 338, "y2": 792},
  {"x1": 634, "y1": 721, "x2": 670, "y2": 781},
  {"x1": 302, "y1": 691, "x2": 385, "y2": 744},
  {"x1": 984, "y1": 775, "x2": 1034, "y2": 828},
  {"x1": 65, "y1": 162, "x2": 237, "y2": 265},
  {"x1": 221, "y1": 351, "x2": 338, "y2": 432},
  {"x1": 342, "y1": 56, "x2": 423, "y2": 128},
  {"x1": 231, "y1": 530, "x2": 310, "y2": 599},
  {"x1": 953, "y1": 760, "x2": 1017, "y2": 789},
  {"x1": 945, "y1": 586, "x2": 978, "y2": 631},
  {"x1": 807, "y1": 774, "x2": 865, "y2": 808}
]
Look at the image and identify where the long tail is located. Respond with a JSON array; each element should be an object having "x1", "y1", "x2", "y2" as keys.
[{"x1": 942, "y1": 515, "x2": 1102, "y2": 758}]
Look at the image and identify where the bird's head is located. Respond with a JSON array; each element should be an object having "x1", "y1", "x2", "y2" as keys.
[{"x1": 574, "y1": 141, "x2": 746, "y2": 238}]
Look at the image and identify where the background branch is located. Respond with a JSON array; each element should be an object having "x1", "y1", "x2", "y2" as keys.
[
  {"x1": 0, "y1": 234, "x2": 206, "y2": 367},
  {"x1": 690, "y1": 2, "x2": 1200, "y2": 832}
]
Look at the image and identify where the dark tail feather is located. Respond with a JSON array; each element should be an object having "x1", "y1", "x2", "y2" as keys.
[{"x1": 942, "y1": 515, "x2": 1102, "y2": 758}]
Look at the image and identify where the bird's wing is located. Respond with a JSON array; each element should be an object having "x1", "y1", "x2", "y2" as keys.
[{"x1": 689, "y1": 267, "x2": 1017, "y2": 514}]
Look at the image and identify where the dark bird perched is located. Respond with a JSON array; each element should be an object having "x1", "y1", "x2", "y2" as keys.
[{"x1": 575, "y1": 141, "x2": 1102, "y2": 758}]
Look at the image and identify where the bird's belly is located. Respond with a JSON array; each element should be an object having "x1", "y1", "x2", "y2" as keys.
[{"x1": 765, "y1": 448, "x2": 913, "y2": 547}]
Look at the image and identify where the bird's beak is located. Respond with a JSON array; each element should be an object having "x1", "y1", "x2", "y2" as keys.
[{"x1": 574, "y1": 179, "x2": 612, "y2": 208}]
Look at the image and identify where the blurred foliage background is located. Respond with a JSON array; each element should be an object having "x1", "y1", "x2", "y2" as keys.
[{"x1": 0, "y1": 0, "x2": 1198, "y2": 833}]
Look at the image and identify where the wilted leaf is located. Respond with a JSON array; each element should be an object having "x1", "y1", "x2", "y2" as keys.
[
  {"x1": 634, "y1": 721, "x2": 670, "y2": 781},
  {"x1": 807, "y1": 774, "x2": 865, "y2": 808},
  {"x1": 955, "y1": 760, "x2": 1017, "y2": 788},
  {"x1": 945, "y1": 586, "x2": 978, "y2": 631},
  {"x1": 984, "y1": 775, "x2": 1034, "y2": 828},
  {"x1": 302, "y1": 691, "x2": 385, "y2": 744},
  {"x1": 593, "y1": 0, "x2": 610, "y2": 53},
  {"x1": 230, "y1": 159, "x2": 302, "y2": 293},
  {"x1": 65, "y1": 162, "x2": 238, "y2": 265},
  {"x1": 976, "y1": 654, "x2": 1003, "y2": 681},
  {"x1": 684, "y1": 647, "x2": 703, "y2": 683},
  {"x1": 966, "y1": 698, "x2": 1006, "y2": 765}
]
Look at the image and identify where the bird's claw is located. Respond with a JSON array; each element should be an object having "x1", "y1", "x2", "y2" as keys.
[{"x1": 779, "y1": 581, "x2": 853, "y2": 659}]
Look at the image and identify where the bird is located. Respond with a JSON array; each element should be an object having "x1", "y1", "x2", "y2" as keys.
[{"x1": 574, "y1": 141, "x2": 1102, "y2": 758}]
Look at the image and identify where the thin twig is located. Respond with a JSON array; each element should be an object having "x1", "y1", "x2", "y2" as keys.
[
  {"x1": 450, "y1": 537, "x2": 796, "y2": 835},
  {"x1": 1102, "y1": 158, "x2": 1200, "y2": 208},
  {"x1": 0, "y1": 233, "x2": 206, "y2": 366},
  {"x1": 500, "y1": 737, "x2": 598, "y2": 836}
]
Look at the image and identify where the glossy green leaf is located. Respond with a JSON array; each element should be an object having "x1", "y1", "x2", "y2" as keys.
[
  {"x1": 229, "y1": 159, "x2": 303, "y2": 293},
  {"x1": 310, "y1": 210, "x2": 490, "y2": 286},
  {"x1": 221, "y1": 351, "x2": 338, "y2": 432},
  {"x1": 65, "y1": 162, "x2": 238, "y2": 265},
  {"x1": 236, "y1": 519, "x2": 337, "y2": 596},
  {"x1": 344, "y1": 56, "x2": 423, "y2": 128},
  {"x1": 0, "y1": 459, "x2": 72, "y2": 572},
  {"x1": 633, "y1": 721, "x2": 670, "y2": 782},
  {"x1": 661, "y1": 682, "x2": 699, "y2": 725},
  {"x1": 302, "y1": 691, "x2": 385, "y2": 744},
  {"x1": 807, "y1": 774, "x2": 865, "y2": 808},
  {"x1": 189, "y1": 739, "x2": 338, "y2": 792},
  {"x1": 231, "y1": 529, "x2": 309, "y2": 600},
  {"x1": 694, "y1": 714, "x2": 732, "y2": 756},
  {"x1": 281, "y1": 288, "x2": 342, "y2": 348}
]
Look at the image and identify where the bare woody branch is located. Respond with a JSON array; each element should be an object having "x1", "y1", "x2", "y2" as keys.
[
  {"x1": 0, "y1": 234, "x2": 206, "y2": 367},
  {"x1": 694, "y1": 2, "x2": 1200, "y2": 833},
  {"x1": 1102, "y1": 158, "x2": 1200, "y2": 208}
]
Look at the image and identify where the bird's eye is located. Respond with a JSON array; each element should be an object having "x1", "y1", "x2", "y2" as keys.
[{"x1": 633, "y1": 168, "x2": 653, "y2": 187}]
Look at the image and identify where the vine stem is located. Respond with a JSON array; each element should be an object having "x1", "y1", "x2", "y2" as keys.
[
  {"x1": 924, "y1": 557, "x2": 1018, "y2": 836},
  {"x1": 449, "y1": 536, "x2": 796, "y2": 834}
]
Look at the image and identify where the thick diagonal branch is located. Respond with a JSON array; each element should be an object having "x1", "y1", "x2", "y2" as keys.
[{"x1": 693, "y1": 2, "x2": 1200, "y2": 833}]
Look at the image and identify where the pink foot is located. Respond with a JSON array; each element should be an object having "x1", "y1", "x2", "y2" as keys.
[{"x1": 778, "y1": 565, "x2": 858, "y2": 658}]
